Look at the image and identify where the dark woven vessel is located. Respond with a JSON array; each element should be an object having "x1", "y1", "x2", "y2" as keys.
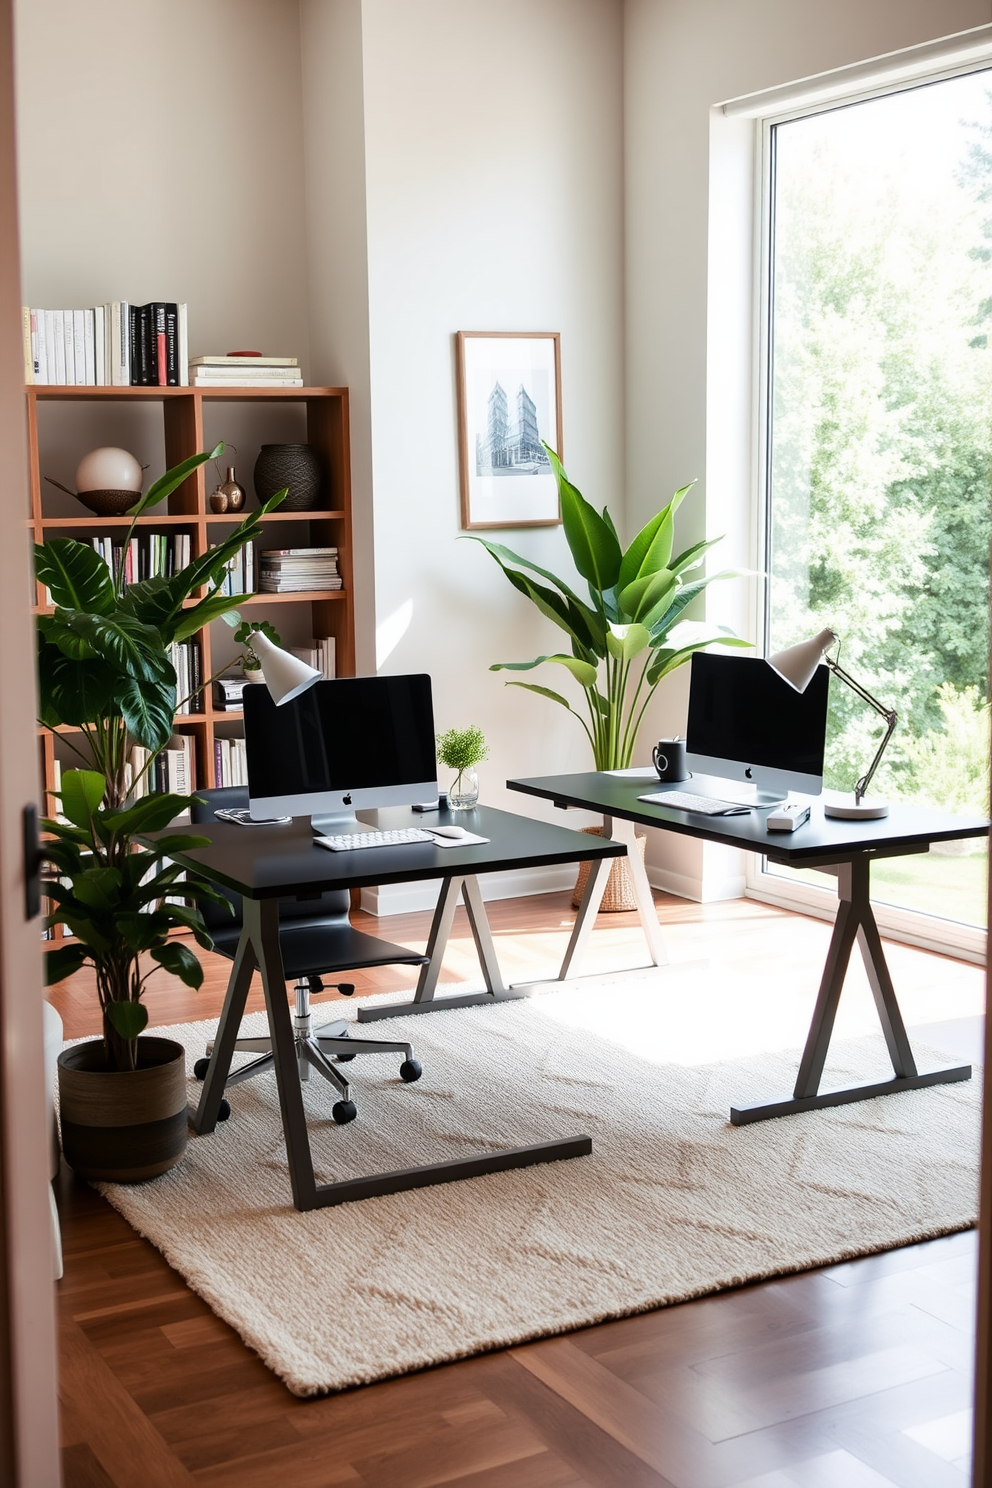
[
  {"x1": 253, "y1": 442, "x2": 322, "y2": 511},
  {"x1": 58, "y1": 1036, "x2": 188, "y2": 1182}
]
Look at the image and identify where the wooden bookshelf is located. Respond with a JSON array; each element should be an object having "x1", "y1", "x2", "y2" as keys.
[{"x1": 27, "y1": 384, "x2": 355, "y2": 828}]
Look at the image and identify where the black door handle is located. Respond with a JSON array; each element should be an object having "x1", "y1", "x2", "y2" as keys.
[{"x1": 23, "y1": 803, "x2": 42, "y2": 920}]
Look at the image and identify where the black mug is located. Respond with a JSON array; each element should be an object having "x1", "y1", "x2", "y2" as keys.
[{"x1": 653, "y1": 738, "x2": 688, "y2": 782}]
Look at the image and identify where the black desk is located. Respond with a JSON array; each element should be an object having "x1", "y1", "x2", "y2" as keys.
[
  {"x1": 163, "y1": 804, "x2": 624, "y2": 1210},
  {"x1": 509, "y1": 770, "x2": 989, "y2": 1124}
]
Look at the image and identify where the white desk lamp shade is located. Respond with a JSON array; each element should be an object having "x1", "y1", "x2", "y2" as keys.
[
  {"x1": 767, "y1": 627, "x2": 894, "y2": 820},
  {"x1": 249, "y1": 630, "x2": 321, "y2": 705},
  {"x1": 767, "y1": 629, "x2": 838, "y2": 692}
]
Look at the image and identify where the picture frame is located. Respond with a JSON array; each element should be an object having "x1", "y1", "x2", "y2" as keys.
[{"x1": 456, "y1": 331, "x2": 562, "y2": 529}]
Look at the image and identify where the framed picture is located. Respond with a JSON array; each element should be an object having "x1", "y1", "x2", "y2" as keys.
[{"x1": 456, "y1": 331, "x2": 562, "y2": 529}]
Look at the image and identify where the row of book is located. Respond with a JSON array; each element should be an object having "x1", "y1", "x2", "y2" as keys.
[
  {"x1": 23, "y1": 302, "x2": 189, "y2": 386},
  {"x1": 214, "y1": 736, "x2": 248, "y2": 788},
  {"x1": 91, "y1": 531, "x2": 192, "y2": 587},
  {"x1": 260, "y1": 547, "x2": 341, "y2": 593},
  {"x1": 190, "y1": 353, "x2": 303, "y2": 388},
  {"x1": 168, "y1": 640, "x2": 205, "y2": 715},
  {"x1": 209, "y1": 541, "x2": 255, "y2": 597},
  {"x1": 127, "y1": 735, "x2": 197, "y2": 797}
]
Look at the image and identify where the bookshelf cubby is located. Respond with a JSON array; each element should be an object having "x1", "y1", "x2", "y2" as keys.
[{"x1": 27, "y1": 384, "x2": 355, "y2": 827}]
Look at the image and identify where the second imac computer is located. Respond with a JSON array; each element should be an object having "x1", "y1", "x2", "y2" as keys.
[
  {"x1": 685, "y1": 653, "x2": 829, "y2": 804},
  {"x1": 243, "y1": 673, "x2": 438, "y2": 835}
]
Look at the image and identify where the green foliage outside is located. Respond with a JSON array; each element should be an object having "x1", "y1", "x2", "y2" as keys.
[{"x1": 769, "y1": 82, "x2": 992, "y2": 830}]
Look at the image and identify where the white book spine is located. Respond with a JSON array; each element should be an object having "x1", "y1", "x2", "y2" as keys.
[
  {"x1": 83, "y1": 309, "x2": 96, "y2": 385},
  {"x1": 178, "y1": 303, "x2": 188, "y2": 386},
  {"x1": 72, "y1": 309, "x2": 85, "y2": 385},
  {"x1": 35, "y1": 309, "x2": 48, "y2": 384},
  {"x1": 52, "y1": 311, "x2": 66, "y2": 385},
  {"x1": 94, "y1": 305, "x2": 106, "y2": 384}
]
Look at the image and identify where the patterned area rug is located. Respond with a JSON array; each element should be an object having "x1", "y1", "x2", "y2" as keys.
[{"x1": 92, "y1": 973, "x2": 980, "y2": 1396}]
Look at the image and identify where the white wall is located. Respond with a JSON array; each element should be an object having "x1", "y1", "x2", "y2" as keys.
[
  {"x1": 624, "y1": 0, "x2": 992, "y2": 900},
  {"x1": 353, "y1": 0, "x2": 626, "y2": 907},
  {"x1": 15, "y1": 0, "x2": 311, "y2": 368}
]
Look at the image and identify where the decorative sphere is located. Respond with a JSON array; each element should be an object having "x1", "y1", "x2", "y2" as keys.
[{"x1": 75, "y1": 446, "x2": 143, "y2": 494}]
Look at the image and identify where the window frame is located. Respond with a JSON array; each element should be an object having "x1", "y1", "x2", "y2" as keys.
[{"x1": 742, "y1": 58, "x2": 992, "y2": 968}]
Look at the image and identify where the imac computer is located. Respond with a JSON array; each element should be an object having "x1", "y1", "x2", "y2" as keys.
[
  {"x1": 243, "y1": 673, "x2": 438, "y2": 834},
  {"x1": 685, "y1": 653, "x2": 829, "y2": 805}
]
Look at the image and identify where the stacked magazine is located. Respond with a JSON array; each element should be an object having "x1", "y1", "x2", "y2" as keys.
[{"x1": 259, "y1": 547, "x2": 341, "y2": 593}]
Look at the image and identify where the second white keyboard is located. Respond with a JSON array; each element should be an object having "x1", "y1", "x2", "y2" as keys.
[
  {"x1": 315, "y1": 827, "x2": 436, "y2": 852},
  {"x1": 638, "y1": 790, "x2": 752, "y2": 816}
]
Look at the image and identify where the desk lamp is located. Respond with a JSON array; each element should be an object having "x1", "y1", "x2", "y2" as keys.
[
  {"x1": 767, "y1": 628, "x2": 897, "y2": 820},
  {"x1": 243, "y1": 629, "x2": 321, "y2": 705}
]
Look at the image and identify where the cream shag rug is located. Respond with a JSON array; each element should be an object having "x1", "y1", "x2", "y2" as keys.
[{"x1": 93, "y1": 974, "x2": 980, "y2": 1396}]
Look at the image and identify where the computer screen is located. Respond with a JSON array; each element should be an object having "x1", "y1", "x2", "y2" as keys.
[
  {"x1": 243, "y1": 674, "x2": 438, "y2": 830},
  {"x1": 685, "y1": 653, "x2": 829, "y2": 802}
]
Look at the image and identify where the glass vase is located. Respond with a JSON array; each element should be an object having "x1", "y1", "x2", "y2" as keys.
[{"x1": 448, "y1": 767, "x2": 479, "y2": 810}]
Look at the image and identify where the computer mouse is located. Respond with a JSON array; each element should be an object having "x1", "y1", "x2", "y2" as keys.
[{"x1": 432, "y1": 824, "x2": 471, "y2": 839}]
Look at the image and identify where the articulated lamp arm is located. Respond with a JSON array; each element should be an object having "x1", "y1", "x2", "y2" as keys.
[{"x1": 824, "y1": 657, "x2": 898, "y2": 804}]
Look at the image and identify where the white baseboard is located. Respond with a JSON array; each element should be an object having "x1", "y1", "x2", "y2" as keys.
[
  {"x1": 645, "y1": 864, "x2": 745, "y2": 902},
  {"x1": 362, "y1": 863, "x2": 579, "y2": 916}
]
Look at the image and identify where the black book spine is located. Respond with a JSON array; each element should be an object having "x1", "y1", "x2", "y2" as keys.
[
  {"x1": 128, "y1": 305, "x2": 139, "y2": 386},
  {"x1": 138, "y1": 533, "x2": 148, "y2": 582},
  {"x1": 164, "y1": 303, "x2": 178, "y2": 385},
  {"x1": 166, "y1": 534, "x2": 176, "y2": 578},
  {"x1": 154, "y1": 750, "x2": 167, "y2": 794},
  {"x1": 140, "y1": 304, "x2": 153, "y2": 386},
  {"x1": 190, "y1": 639, "x2": 203, "y2": 714}
]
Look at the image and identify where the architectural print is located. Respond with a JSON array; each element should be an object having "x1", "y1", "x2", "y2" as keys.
[{"x1": 475, "y1": 381, "x2": 550, "y2": 476}]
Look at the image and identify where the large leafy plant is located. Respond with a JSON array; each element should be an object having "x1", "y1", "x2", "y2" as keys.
[
  {"x1": 472, "y1": 449, "x2": 749, "y2": 769},
  {"x1": 38, "y1": 444, "x2": 286, "y2": 1070}
]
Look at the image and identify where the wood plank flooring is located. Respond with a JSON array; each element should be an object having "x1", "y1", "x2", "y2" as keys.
[{"x1": 48, "y1": 889, "x2": 983, "y2": 1488}]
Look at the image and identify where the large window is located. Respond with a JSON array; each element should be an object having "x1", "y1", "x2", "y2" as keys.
[{"x1": 760, "y1": 71, "x2": 991, "y2": 943}]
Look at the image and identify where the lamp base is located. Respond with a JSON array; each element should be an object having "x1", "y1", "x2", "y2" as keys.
[{"x1": 822, "y1": 791, "x2": 890, "y2": 820}]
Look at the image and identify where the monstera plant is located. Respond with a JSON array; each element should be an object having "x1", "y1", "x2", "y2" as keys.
[
  {"x1": 38, "y1": 444, "x2": 286, "y2": 1074},
  {"x1": 472, "y1": 448, "x2": 749, "y2": 769}
]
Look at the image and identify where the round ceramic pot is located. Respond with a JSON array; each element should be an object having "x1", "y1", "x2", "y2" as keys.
[
  {"x1": 253, "y1": 443, "x2": 322, "y2": 511},
  {"x1": 57, "y1": 1036, "x2": 188, "y2": 1182}
]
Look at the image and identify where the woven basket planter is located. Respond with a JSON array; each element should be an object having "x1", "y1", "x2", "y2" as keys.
[
  {"x1": 571, "y1": 825, "x2": 647, "y2": 912},
  {"x1": 58, "y1": 1036, "x2": 188, "y2": 1183}
]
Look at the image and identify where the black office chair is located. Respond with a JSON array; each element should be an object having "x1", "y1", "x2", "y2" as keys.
[{"x1": 191, "y1": 787, "x2": 429, "y2": 1125}]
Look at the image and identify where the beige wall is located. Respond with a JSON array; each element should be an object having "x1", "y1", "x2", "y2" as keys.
[{"x1": 15, "y1": 0, "x2": 311, "y2": 370}]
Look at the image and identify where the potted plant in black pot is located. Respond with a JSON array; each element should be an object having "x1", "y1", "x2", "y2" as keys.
[{"x1": 39, "y1": 445, "x2": 286, "y2": 1181}]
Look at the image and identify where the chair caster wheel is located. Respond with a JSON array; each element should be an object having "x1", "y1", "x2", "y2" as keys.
[
  {"x1": 193, "y1": 1057, "x2": 210, "y2": 1080},
  {"x1": 217, "y1": 1099, "x2": 231, "y2": 1121},
  {"x1": 337, "y1": 983, "x2": 355, "y2": 997},
  {"x1": 332, "y1": 1100, "x2": 357, "y2": 1125},
  {"x1": 400, "y1": 1058, "x2": 422, "y2": 1083},
  {"x1": 335, "y1": 1029, "x2": 356, "y2": 1062}
]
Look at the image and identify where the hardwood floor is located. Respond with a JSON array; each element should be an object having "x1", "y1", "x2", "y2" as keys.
[{"x1": 49, "y1": 889, "x2": 983, "y2": 1488}]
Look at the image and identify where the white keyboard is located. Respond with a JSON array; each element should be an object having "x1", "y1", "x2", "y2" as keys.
[
  {"x1": 315, "y1": 827, "x2": 435, "y2": 852},
  {"x1": 638, "y1": 790, "x2": 752, "y2": 817}
]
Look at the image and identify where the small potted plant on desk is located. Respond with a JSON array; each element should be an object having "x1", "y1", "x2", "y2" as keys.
[
  {"x1": 437, "y1": 724, "x2": 489, "y2": 810},
  {"x1": 470, "y1": 447, "x2": 749, "y2": 907},
  {"x1": 40, "y1": 446, "x2": 287, "y2": 1181}
]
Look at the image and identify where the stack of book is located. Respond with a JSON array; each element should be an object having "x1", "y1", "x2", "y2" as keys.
[
  {"x1": 259, "y1": 547, "x2": 341, "y2": 593},
  {"x1": 22, "y1": 302, "x2": 189, "y2": 386},
  {"x1": 213, "y1": 736, "x2": 249, "y2": 787},
  {"x1": 189, "y1": 354, "x2": 303, "y2": 388},
  {"x1": 290, "y1": 638, "x2": 337, "y2": 679},
  {"x1": 209, "y1": 541, "x2": 255, "y2": 597},
  {"x1": 127, "y1": 734, "x2": 197, "y2": 799}
]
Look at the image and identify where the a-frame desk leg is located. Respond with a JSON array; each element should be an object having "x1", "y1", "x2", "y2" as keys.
[
  {"x1": 356, "y1": 874, "x2": 530, "y2": 1023},
  {"x1": 731, "y1": 857, "x2": 971, "y2": 1125}
]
